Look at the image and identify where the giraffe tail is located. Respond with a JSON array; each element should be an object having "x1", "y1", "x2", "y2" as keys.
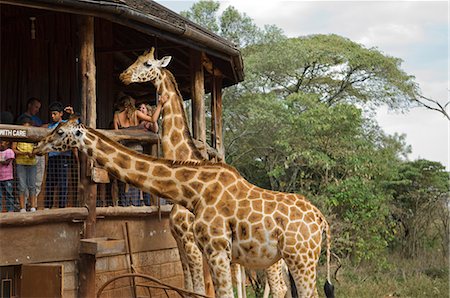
[{"x1": 323, "y1": 220, "x2": 335, "y2": 298}]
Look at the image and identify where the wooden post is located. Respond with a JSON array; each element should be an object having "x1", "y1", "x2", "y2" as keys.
[
  {"x1": 78, "y1": 15, "x2": 97, "y2": 298},
  {"x1": 210, "y1": 75, "x2": 217, "y2": 150},
  {"x1": 213, "y1": 76, "x2": 223, "y2": 156},
  {"x1": 190, "y1": 50, "x2": 206, "y2": 144}
]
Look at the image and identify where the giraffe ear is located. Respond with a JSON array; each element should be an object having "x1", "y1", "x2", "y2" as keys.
[{"x1": 159, "y1": 56, "x2": 172, "y2": 68}]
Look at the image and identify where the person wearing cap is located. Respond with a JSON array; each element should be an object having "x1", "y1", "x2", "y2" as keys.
[{"x1": 44, "y1": 101, "x2": 78, "y2": 209}]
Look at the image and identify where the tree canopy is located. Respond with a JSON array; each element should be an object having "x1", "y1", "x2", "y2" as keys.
[{"x1": 181, "y1": 0, "x2": 449, "y2": 264}]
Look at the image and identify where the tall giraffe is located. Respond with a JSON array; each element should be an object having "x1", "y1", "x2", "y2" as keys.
[
  {"x1": 119, "y1": 49, "x2": 287, "y2": 297},
  {"x1": 33, "y1": 119, "x2": 334, "y2": 298},
  {"x1": 120, "y1": 48, "x2": 210, "y2": 295}
]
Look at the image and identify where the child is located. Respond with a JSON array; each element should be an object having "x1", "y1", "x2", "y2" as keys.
[
  {"x1": 12, "y1": 116, "x2": 37, "y2": 212},
  {"x1": 138, "y1": 102, "x2": 159, "y2": 133},
  {"x1": 0, "y1": 139, "x2": 15, "y2": 212}
]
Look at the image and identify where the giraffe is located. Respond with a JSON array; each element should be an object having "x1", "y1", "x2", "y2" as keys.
[
  {"x1": 119, "y1": 48, "x2": 287, "y2": 297},
  {"x1": 33, "y1": 119, "x2": 335, "y2": 298}
]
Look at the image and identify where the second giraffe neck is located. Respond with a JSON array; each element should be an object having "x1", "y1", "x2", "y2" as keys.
[{"x1": 156, "y1": 69, "x2": 204, "y2": 161}]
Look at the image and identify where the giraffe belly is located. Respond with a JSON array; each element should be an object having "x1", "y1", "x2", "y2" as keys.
[{"x1": 231, "y1": 240, "x2": 280, "y2": 270}]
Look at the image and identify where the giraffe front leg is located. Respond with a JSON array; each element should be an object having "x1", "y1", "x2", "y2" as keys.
[
  {"x1": 169, "y1": 206, "x2": 205, "y2": 294},
  {"x1": 194, "y1": 219, "x2": 233, "y2": 298},
  {"x1": 266, "y1": 260, "x2": 287, "y2": 298},
  {"x1": 205, "y1": 249, "x2": 233, "y2": 298}
]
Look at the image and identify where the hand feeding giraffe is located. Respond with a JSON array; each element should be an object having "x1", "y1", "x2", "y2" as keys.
[
  {"x1": 119, "y1": 48, "x2": 288, "y2": 298},
  {"x1": 33, "y1": 119, "x2": 334, "y2": 298}
]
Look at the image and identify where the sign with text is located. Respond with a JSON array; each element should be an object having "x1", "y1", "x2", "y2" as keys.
[{"x1": 0, "y1": 128, "x2": 27, "y2": 138}]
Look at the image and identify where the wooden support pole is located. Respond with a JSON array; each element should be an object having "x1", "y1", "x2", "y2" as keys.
[
  {"x1": 213, "y1": 76, "x2": 223, "y2": 156},
  {"x1": 78, "y1": 15, "x2": 97, "y2": 298},
  {"x1": 190, "y1": 50, "x2": 206, "y2": 144}
]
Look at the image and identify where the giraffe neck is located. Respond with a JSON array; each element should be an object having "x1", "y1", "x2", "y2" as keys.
[
  {"x1": 82, "y1": 127, "x2": 203, "y2": 210},
  {"x1": 155, "y1": 70, "x2": 204, "y2": 161}
]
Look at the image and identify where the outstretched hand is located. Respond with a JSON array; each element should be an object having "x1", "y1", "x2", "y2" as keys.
[
  {"x1": 159, "y1": 94, "x2": 169, "y2": 105},
  {"x1": 64, "y1": 106, "x2": 74, "y2": 114}
]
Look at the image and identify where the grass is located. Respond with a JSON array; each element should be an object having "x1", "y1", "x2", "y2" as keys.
[{"x1": 242, "y1": 253, "x2": 448, "y2": 297}]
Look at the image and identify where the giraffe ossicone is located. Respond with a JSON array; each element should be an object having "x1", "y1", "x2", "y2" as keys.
[{"x1": 33, "y1": 119, "x2": 334, "y2": 298}]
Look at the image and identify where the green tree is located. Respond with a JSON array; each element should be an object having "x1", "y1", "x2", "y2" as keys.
[
  {"x1": 242, "y1": 34, "x2": 418, "y2": 109},
  {"x1": 387, "y1": 160, "x2": 450, "y2": 258}
]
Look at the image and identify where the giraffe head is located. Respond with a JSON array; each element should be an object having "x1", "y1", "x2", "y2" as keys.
[
  {"x1": 33, "y1": 117, "x2": 85, "y2": 155},
  {"x1": 119, "y1": 48, "x2": 172, "y2": 85}
]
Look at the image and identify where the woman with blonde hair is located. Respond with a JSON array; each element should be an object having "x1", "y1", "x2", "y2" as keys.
[
  {"x1": 113, "y1": 95, "x2": 165, "y2": 130},
  {"x1": 113, "y1": 95, "x2": 166, "y2": 206}
]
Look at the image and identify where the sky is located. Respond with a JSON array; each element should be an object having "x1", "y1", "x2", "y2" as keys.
[{"x1": 158, "y1": 0, "x2": 449, "y2": 169}]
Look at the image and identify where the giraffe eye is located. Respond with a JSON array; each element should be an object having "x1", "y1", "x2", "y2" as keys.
[
  {"x1": 57, "y1": 129, "x2": 64, "y2": 136},
  {"x1": 144, "y1": 61, "x2": 152, "y2": 67}
]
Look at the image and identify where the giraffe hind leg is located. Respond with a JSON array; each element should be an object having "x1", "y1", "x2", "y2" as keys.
[{"x1": 282, "y1": 255, "x2": 319, "y2": 298}]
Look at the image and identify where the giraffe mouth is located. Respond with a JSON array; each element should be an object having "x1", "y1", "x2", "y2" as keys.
[{"x1": 119, "y1": 72, "x2": 132, "y2": 85}]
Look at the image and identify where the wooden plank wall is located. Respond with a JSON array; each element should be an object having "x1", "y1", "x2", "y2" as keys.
[
  {"x1": 0, "y1": 5, "x2": 79, "y2": 122},
  {"x1": 0, "y1": 5, "x2": 118, "y2": 129}
]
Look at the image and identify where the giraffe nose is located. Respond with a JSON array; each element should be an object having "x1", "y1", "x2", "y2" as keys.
[{"x1": 119, "y1": 72, "x2": 131, "y2": 85}]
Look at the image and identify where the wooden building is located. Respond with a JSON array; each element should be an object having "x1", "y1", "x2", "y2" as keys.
[{"x1": 0, "y1": 0, "x2": 243, "y2": 297}]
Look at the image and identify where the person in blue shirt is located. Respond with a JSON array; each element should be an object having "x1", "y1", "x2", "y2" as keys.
[{"x1": 44, "y1": 101, "x2": 78, "y2": 209}]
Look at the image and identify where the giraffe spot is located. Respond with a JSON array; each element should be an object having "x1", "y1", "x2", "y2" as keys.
[
  {"x1": 202, "y1": 208, "x2": 216, "y2": 223},
  {"x1": 153, "y1": 180, "x2": 177, "y2": 193},
  {"x1": 84, "y1": 139, "x2": 92, "y2": 146},
  {"x1": 216, "y1": 199, "x2": 236, "y2": 217},
  {"x1": 263, "y1": 217, "x2": 276, "y2": 231},
  {"x1": 210, "y1": 225, "x2": 225, "y2": 238},
  {"x1": 126, "y1": 173, "x2": 147, "y2": 189},
  {"x1": 236, "y1": 207, "x2": 251, "y2": 220},
  {"x1": 175, "y1": 169, "x2": 196, "y2": 181},
  {"x1": 300, "y1": 224, "x2": 310, "y2": 239},
  {"x1": 189, "y1": 181, "x2": 204, "y2": 193},
  {"x1": 203, "y1": 183, "x2": 222, "y2": 205},
  {"x1": 262, "y1": 192, "x2": 275, "y2": 200},
  {"x1": 109, "y1": 168, "x2": 121, "y2": 179},
  {"x1": 251, "y1": 224, "x2": 265, "y2": 243},
  {"x1": 263, "y1": 201, "x2": 277, "y2": 214},
  {"x1": 176, "y1": 144, "x2": 191, "y2": 160},
  {"x1": 239, "y1": 199, "x2": 250, "y2": 208},
  {"x1": 87, "y1": 148, "x2": 93, "y2": 157},
  {"x1": 97, "y1": 139, "x2": 116, "y2": 154},
  {"x1": 96, "y1": 155, "x2": 108, "y2": 167},
  {"x1": 152, "y1": 166, "x2": 172, "y2": 178},
  {"x1": 174, "y1": 116, "x2": 184, "y2": 130},
  {"x1": 285, "y1": 235, "x2": 297, "y2": 247},
  {"x1": 304, "y1": 211, "x2": 315, "y2": 223},
  {"x1": 237, "y1": 222, "x2": 250, "y2": 240},
  {"x1": 274, "y1": 212, "x2": 288, "y2": 229},
  {"x1": 181, "y1": 185, "x2": 196, "y2": 199},
  {"x1": 251, "y1": 200, "x2": 263, "y2": 212},
  {"x1": 135, "y1": 161, "x2": 150, "y2": 172},
  {"x1": 85, "y1": 134, "x2": 96, "y2": 143},
  {"x1": 237, "y1": 181, "x2": 250, "y2": 192},
  {"x1": 227, "y1": 184, "x2": 238, "y2": 195},
  {"x1": 219, "y1": 171, "x2": 235, "y2": 187},
  {"x1": 170, "y1": 130, "x2": 182, "y2": 146},
  {"x1": 296, "y1": 200, "x2": 309, "y2": 211},
  {"x1": 278, "y1": 202, "x2": 289, "y2": 215},
  {"x1": 248, "y1": 212, "x2": 263, "y2": 223},
  {"x1": 115, "y1": 152, "x2": 132, "y2": 167},
  {"x1": 241, "y1": 240, "x2": 258, "y2": 254},
  {"x1": 198, "y1": 171, "x2": 218, "y2": 182},
  {"x1": 289, "y1": 206, "x2": 303, "y2": 220},
  {"x1": 248, "y1": 190, "x2": 260, "y2": 199}
]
